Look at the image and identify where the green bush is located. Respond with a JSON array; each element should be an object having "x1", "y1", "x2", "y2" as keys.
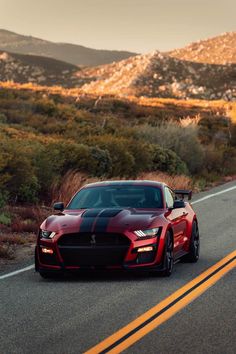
[
  {"x1": 0, "y1": 213, "x2": 11, "y2": 226},
  {"x1": 85, "y1": 135, "x2": 136, "y2": 177},
  {"x1": 150, "y1": 145, "x2": 188, "y2": 175},
  {"x1": 136, "y1": 122, "x2": 204, "y2": 174},
  {"x1": 0, "y1": 191, "x2": 9, "y2": 209}
]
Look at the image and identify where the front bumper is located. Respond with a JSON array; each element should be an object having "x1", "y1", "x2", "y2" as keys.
[{"x1": 36, "y1": 231, "x2": 164, "y2": 272}]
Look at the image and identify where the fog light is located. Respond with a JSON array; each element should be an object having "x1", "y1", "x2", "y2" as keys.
[
  {"x1": 41, "y1": 247, "x2": 54, "y2": 254},
  {"x1": 137, "y1": 246, "x2": 154, "y2": 253}
]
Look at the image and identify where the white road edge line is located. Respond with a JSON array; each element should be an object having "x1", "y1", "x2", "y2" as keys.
[
  {"x1": 191, "y1": 185, "x2": 236, "y2": 204},
  {"x1": 0, "y1": 184, "x2": 236, "y2": 281},
  {"x1": 0, "y1": 265, "x2": 34, "y2": 280}
]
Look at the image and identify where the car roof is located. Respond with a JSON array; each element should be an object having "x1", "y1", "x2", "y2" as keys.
[{"x1": 83, "y1": 180, "x2": 166, "y2": 189}]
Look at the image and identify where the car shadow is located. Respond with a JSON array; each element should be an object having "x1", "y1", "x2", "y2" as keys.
[{"x1": 34, "y1": 268, "x2": 172, "y2": 283}]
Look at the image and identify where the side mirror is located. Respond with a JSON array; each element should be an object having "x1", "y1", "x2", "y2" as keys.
[
  {"x1": 53, "y1": 202, "x2": 64, "y2": 211},
  {"x1": 173, "y1": 200, "x2": 185, "y2": 209}
]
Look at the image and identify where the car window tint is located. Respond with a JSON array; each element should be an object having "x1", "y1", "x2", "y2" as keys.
[{"x1": 67, "y1": 185, "x2": 163, "y2": 209}]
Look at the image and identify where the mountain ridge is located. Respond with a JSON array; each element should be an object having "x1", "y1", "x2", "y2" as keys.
[
  {"x1": 1, "y1": 30, "x2": 236, "y2": 100},
  {"x1": 0, "y1": 50, "x2": 85, "y2": 87},
  {"x1": 79, "y1": 50, "x2": 236, "y2": 100},
  {"x1": 168, "y1": 31, "x2": 236, "y2": 65},
  {"x1": 0, "y1": 29, "x2": 137, "y2": 66}
]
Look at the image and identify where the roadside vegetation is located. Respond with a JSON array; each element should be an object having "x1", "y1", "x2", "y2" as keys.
[{"x1": 0, "y1": 83, "x2": 236, "y2": 260}]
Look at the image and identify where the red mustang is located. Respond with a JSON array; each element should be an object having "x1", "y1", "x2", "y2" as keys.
[{"x1": 35, "y1": 180, "x2": 200, "y2": 278}]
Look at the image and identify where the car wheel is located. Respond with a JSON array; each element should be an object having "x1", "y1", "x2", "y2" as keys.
[
  {"x1": 39, "y1": 271, "x2": 52, "y2": 279},
  {"x1": 161, "y1": 231, "x2": 174, "y2": 277},
  {"x1": 183, "y1": 221, "x2": 200, "y2": 263},
  {"x1": 39, "y1": 271, "x2": 62, "y2": 279}
]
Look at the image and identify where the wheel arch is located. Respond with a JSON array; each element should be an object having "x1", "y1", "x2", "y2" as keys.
[{"x1": 166, "y1": 226, "x2": 174, "y2": 244}]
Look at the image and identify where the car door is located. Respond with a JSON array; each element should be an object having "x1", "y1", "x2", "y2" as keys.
[{"x1": 164, "y1": 187, "x2": 188, "y2": 256}]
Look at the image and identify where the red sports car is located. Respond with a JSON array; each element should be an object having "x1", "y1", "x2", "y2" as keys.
[{"x1": 35, "y1": 180, "x2": 200, "y2": 278}]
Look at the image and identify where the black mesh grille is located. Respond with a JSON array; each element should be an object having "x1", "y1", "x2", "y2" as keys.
[
  {"x1": 58, "y1": 233, "x2": 130, "y2": 247},
  {"x1": 57, "y1": 233, "x2": 130, "y2": 267}
]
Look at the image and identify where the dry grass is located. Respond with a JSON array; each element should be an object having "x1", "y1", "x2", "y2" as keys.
[
  {"x1": 0, "y1": 243, "x2": 15, "y2": 259},
  {"x1": 51, "y1": 171, "x2": 99, "y2": 205},
  {"x1": 0, "y1": 233, "x2": 36, "y2": 260},
  {"x1": 1, "y1": 81, "x2": 235, "y2": 122},
  {"x1": 6, "y1": 205, "x2": 49, "y2": 233},
  {"x1": 138, "y1": 172, "x2": 193, "y2": 190},
  {"x1": 9, "y1": 205, "x2": 48, "y2": 224},
  {"x1": 50, "y1": 169, "x2": 194, "y2": 205},
  {"x1": 0, "y1": 233, "x2": 35, "y2": 245}
]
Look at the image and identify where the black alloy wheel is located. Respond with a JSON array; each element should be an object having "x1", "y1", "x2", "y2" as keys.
[
  {"x1": 162, "y1": 231, "x2": 174, "y2": 277},
  {"x1": 182, "y1": 221, "x2": 200, "y2": 263}
]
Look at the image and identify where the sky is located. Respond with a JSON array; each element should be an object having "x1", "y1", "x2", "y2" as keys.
[{"x1": 0, "y1": 0, "x2": 235, "y2": 53}]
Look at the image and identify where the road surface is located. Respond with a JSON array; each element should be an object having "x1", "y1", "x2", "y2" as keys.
[{"x1": 0, "y1": 181, "x2": 235, "y2": 354}]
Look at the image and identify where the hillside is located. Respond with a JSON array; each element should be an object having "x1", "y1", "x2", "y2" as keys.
[
  {"x1": 0, "y1": 84, "x2": 235, "y2": 206},
  {"x1": 79, "y1": 51, "x2": 236, "y2": 100},
  {"x1": 0, "y1": 51, "x2": 95, "y2": 87},
  {"x1": 0, "y1": 29, "x2": 137, "y2": 66},
  {"x1": 168, "y1": 32, "x2": 236, "y2": 65}
]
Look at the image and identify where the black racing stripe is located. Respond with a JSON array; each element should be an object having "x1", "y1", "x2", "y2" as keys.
[
  {"x1": 80, "y1": 209, "x2": 102, "y2": 232},
  {"x1": 79, "y1": 209, "x2": 101, "y2": 232},
  {"x1": 94, "y1": 217, "x2": 110, "y2": 233},
  {"x1": 79, "y1": 217, "x2": 95, "y2": 232},
  {"x1": 99, "y1": 255, "x2": 236, "y2": 353},
  {"x1": 93, "y1": 209, "x2": 122, "y2": 232}
]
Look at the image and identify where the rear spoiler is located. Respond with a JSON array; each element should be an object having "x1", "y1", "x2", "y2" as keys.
[{"x1": 174, "y1": 189, "x2": 192, "y2": 200}]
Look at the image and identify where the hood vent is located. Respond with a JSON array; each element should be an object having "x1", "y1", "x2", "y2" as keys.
[{"x1": 82, "y1": 208, "x2": 122, "y2": 218}]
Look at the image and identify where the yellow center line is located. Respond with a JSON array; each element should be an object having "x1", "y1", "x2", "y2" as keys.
[{"x1": 84, "y1": 250, "x2": 236, "y2": 354}]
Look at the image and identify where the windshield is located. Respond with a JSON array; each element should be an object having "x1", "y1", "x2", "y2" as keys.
[{"x1": 67, "y1": 185, "x2": 163, "y2": 209}]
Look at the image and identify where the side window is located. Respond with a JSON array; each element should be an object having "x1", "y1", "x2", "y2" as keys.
[{"x1": 165, "y1": 187, "x2": 174, "y2": 208}]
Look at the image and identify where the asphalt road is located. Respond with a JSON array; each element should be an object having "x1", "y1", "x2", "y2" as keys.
[{"x1": 0, "y1": 181, "x2": 235, "y2": 354}]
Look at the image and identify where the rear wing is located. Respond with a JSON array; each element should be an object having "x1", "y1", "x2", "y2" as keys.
[{"x1": 174, "y1": 189, "x2": 192, "y2": 201}]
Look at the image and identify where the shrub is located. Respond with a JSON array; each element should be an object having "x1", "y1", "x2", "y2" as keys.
[
  {"x1": 0, "y1": 113, "x2": 7, "y2": 123},
  {"x1": 198, "y1": 115, "x2": 231, "y2": 145},
  {"x1": 89, "y1": 146, "x2": 112, "y2": 176},
  {"x1": 0, "y1": 136, "x2": 40, "y2": 203},
  {"x1": 136, "y1": 122, "x2": 204, "y2": 174},
  {"x1": 0, "y1": 213, "x2": 11, "y2": 226},
  {"x1": 0, "y1": 191, "x2": 8, "y2": 209},
  {"x1": 150, "y1": 145, "x2": 188, "y2": 175},
  {"x1": 85, "y1": 135, "x2": 136, "y2": 177}
]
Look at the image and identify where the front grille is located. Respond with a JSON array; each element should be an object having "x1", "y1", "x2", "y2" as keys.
[
  {"x1": 58, "y1": 233, "x2": 130, "y2": 247},
  {"x1": 57, "y1": 233, "x2": 130, "y2": 267}
]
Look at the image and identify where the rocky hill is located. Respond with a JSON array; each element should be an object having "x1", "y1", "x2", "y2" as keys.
[
  {"x1": 0, "y1": 51, "x2": 95, "y2": 87},
  {"x1": 79, "y1": 51, "x2": 236, "y2": 100},
  {"x1": 168, "y1": 32, "x2": 236, "y2": 65},
  {"x1": 0, "y1": 29, "x2": 137, "y2": 66},
  {"x1": 1, "y1": 30, "x2": 236, "y2": 100}
]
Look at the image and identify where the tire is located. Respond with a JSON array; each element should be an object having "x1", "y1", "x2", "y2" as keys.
[
  {"x1": 161, "y1": 231, "x2": 174, "y2": 277},
  {"x1": 182, "y1": 221, "x2": 200, "y2": 263},
  {"x1": 39, "y1": 271, "x2": 52, "y2": 279},
  {"x1": 39, "y1": 271, "x2": 62, "y2": 279}
]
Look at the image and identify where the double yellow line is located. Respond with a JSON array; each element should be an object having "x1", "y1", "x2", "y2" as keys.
[{"x1": 85, "y1": 250, "x2": 236, "y2": 354}]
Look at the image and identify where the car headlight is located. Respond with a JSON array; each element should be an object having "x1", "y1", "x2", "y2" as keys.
[
  {"x1": 134, "y1": 228, "x2": 160, "y2": 239},
  {"x1": 40, "y1": 230, "x2": 57, "y2": 239}
]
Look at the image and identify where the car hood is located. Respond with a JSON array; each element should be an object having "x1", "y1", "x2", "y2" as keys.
[{"x1": 41, "y1": 208, "x2": 165, "y2": 234}]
